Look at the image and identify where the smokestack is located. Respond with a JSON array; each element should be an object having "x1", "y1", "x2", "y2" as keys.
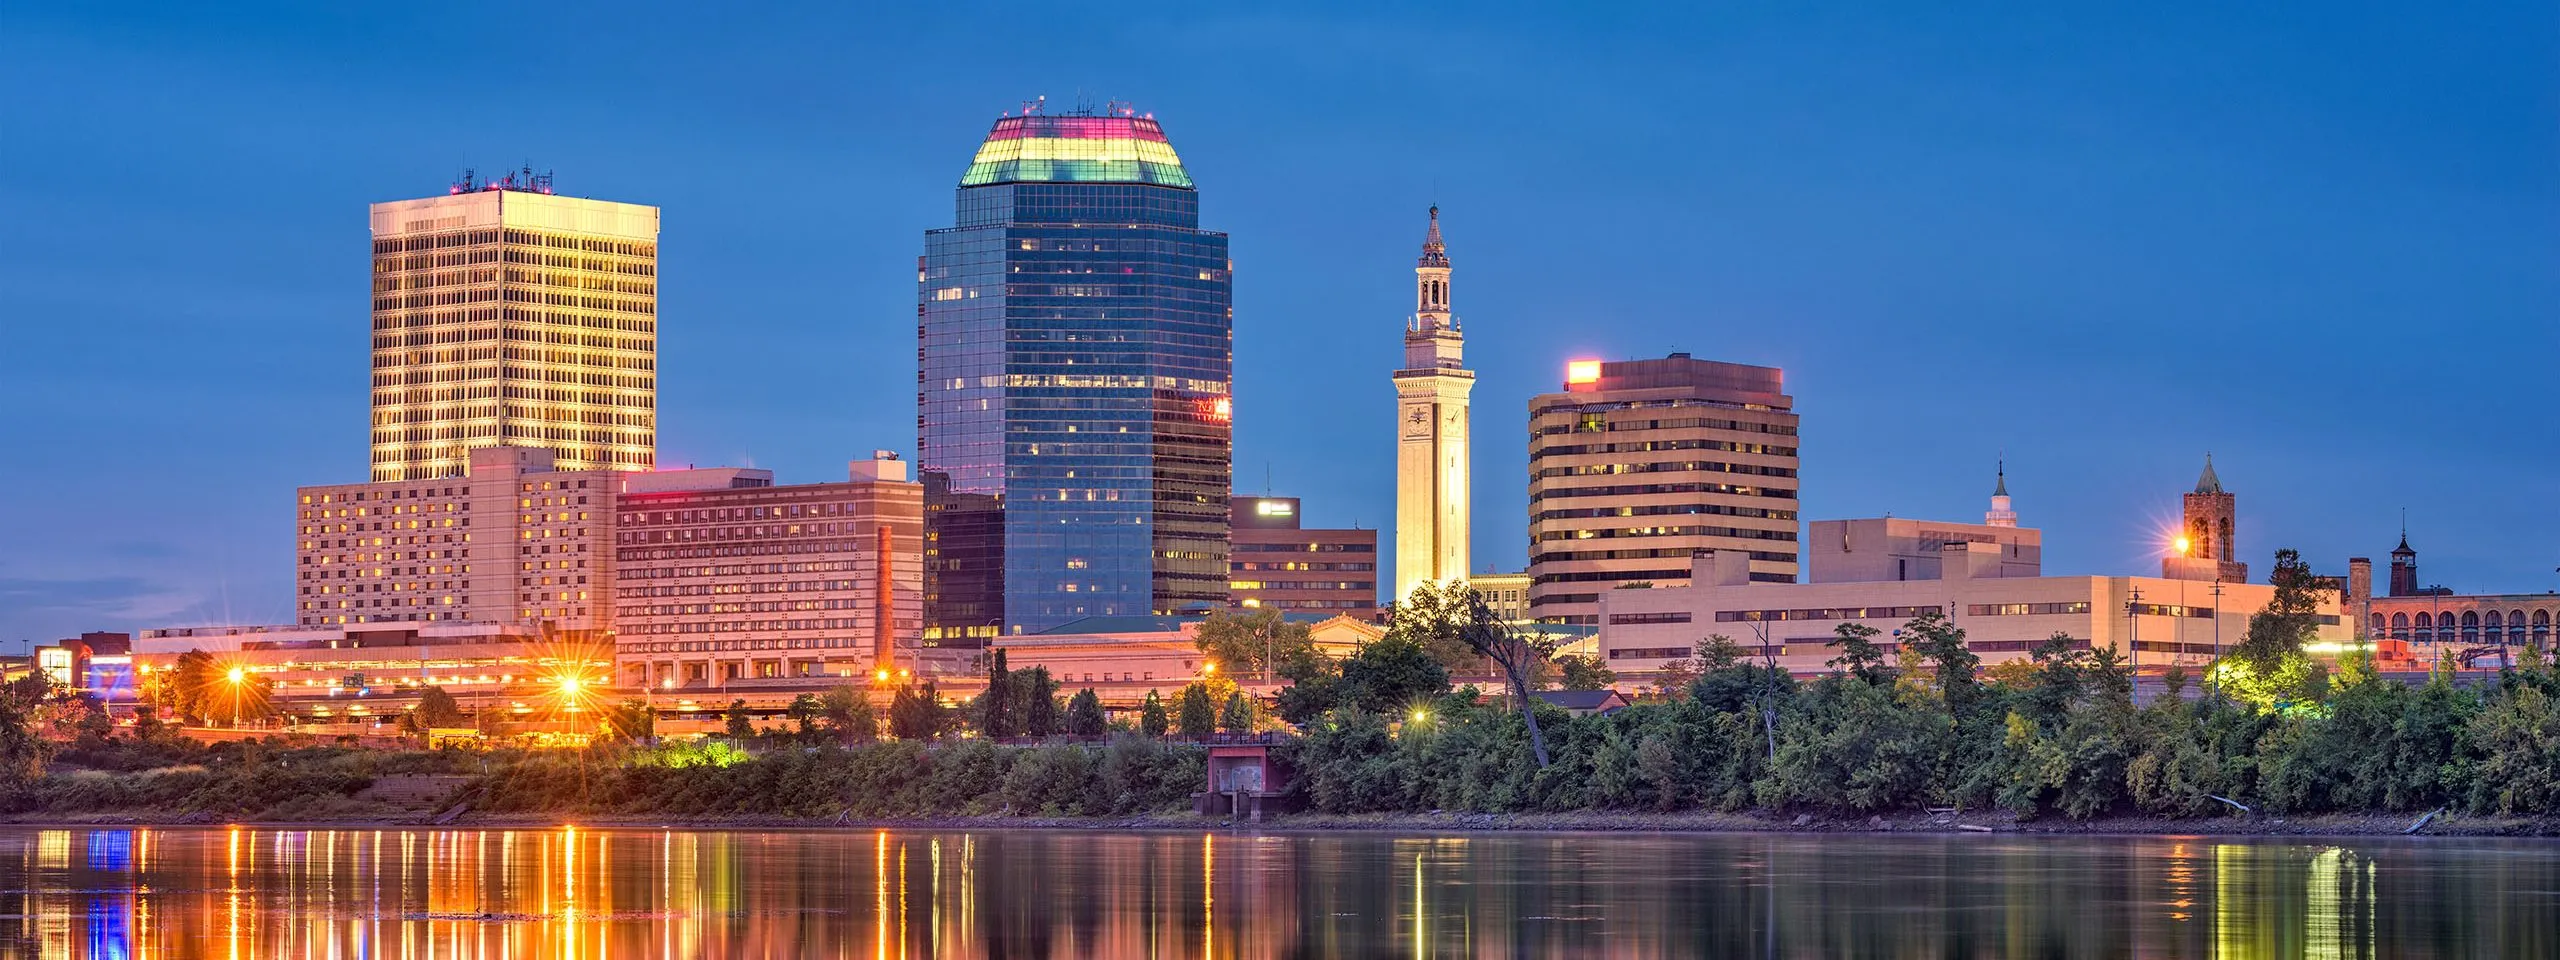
[{"x1": 875, "y1": 523, "x2": 895, "y2": 673}]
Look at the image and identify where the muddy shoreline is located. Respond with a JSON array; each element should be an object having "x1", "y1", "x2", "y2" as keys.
[{"x1": 10, "y1": 808, "x2": 2554, "y2": 838}]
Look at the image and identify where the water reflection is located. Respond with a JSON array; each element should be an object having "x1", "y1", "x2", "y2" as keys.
[{"x1": 0, "y1": 826, "x2": 2551, "y2": 958}]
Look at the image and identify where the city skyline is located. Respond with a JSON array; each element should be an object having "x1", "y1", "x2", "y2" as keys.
[{"x1": 3, "y1": 4, "x2": 2555, "y2": 646}]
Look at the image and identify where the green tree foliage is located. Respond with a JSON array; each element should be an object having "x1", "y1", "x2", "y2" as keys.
[
  {"x1": 1556, "y1": 654, "x2": 1617, "y2": 692},
  {"x1": 602, "y1": 699, "x2": 655, "y2": 743},
  {"x1": 1017, "y1": 667, "x2": 1060, "y2": 738},
  {"x1": 398, "y1": 686, "x2": 467, "y2": 736},
  {"x1": 0, "y1": 675, "x2": 59, "y2": 797},
  {"x1": 787, "y1": 694, "x2": 825, "y2": 738},
  {"x1": 156, "y1": 650, "x2": 219, "y2": 724},
  {"x1": 977, "y1": 650, "x2": 1015, "y2": 738},
  {"x1": 820, "y1": 685, "x2": 879, "y2": 744},
  {"x1": 1824, "y1": 622, "x2": 1895, "y2": 687},
  {"x1": 1193, "y1": 607, "x2": 1317, "y2": 680},
  {"x1": 1219, "y1": 692, "x2": 1254, "y2": 734},
  {"x1": 1065, "y1": 688, "x2": 1108, "y2": 737},
  {"x1": 723, "y1": 699, "x2": 754, "y2": 740},
  {"x1": 1139, "y1": 691, "x2": 1170, "y2": 738},
  {"x1": 1176, "y1": 683, "x2": 1218, "y2": 738},
  {"x1": 889, "y1": 683, "x2": 946, "y2": 741},
  {"x1": 1382, "y1": 580, "x2": 1485, "y2": 672}
]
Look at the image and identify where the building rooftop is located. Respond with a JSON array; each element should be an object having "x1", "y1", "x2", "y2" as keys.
[{"x1": 960, "y1": 111, "x2": 1193, "y2": 189}]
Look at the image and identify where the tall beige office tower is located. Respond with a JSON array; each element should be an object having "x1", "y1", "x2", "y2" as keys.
[
  {"x1": 1392, "y1": 207, "x2": 1473, "y2": 602},
  {"x1": 369, "y1": 169, "x2": 659, "y2": 482},
  {"x1": 1527, "y1": 353, "x2": 1801, "y2": 625}
]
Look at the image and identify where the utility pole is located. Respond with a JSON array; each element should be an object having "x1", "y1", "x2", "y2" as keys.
[
  {"x1": 2127, "y1": 584, "x2": 2144, "y2": 674},
  {"x1": 2208, "y1": 578, "x2": 2224, "y2": 699}
]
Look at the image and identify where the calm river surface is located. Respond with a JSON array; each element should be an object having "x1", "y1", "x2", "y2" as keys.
[{"x1": 0, "y1": 826, "x2": 2552, "y2": 958}]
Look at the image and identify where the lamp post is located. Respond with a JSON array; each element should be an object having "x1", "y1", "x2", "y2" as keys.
[
  {"x1": 225, "y1": 667, "x2": 247, "y2": 732},
  {"x1": 2208, "y1": 578, "x2": 2224, "y2": 699},
  {"x1": 2127, "y1": 585, "x2": 2144, "y2": 674}
]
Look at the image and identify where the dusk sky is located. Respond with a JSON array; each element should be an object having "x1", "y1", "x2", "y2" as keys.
[{"x1": 2, "y1": 2, "x2": 2553, "y2": 646}]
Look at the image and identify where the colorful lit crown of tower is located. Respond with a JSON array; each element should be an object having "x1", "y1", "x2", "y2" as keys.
[{"x1": 960, "y1": 113, "x2": 1193, "y2": 188}]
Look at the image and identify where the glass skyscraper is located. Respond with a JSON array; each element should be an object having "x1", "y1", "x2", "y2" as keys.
[{"x1": 918, "y1": 108, "x2": 1233, "y2": 641}]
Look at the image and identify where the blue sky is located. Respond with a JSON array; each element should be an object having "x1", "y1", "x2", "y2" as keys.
[{"x1": 2, "y1": 2, "x2": 2554, "y2": 646}]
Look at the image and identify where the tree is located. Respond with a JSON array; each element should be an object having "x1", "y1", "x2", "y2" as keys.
[
  {"x1": 889, "y1": 682, "x2": 945, "y2": 740},
  {"x1": 399, "y1": 686, "x2": 467, "y2": 735},
  {"x1": 2233, "y1": 548, "x2": 2331, "y2": 667},
  {"x1": 821, "y1": 685, "x2": 879, "y2": 744},
  {"x1": 1176, "y1": 683, "x2": 1218, "y2": 738},
  {"x1": 1018, "y1": 666, "x2": 1060, "y2": 738},
  {"x1": 1824, "y1": 622, "x2": 1894, "y2": 686},
  {"x1": 1382, "y1": 581, "x2": 1485, "y2": 672},
  {"x1": 1219, "y1": 691, "x2": 1255, "y2": 734},
  {"x1": 0, "y1": 674, "x2": 57, "y2": 793},
  {"x1": 787, "y1": 694, "x2": 825, "y2": 739},
  {"x1": 1066, "y1": 688, "x2": 1108, "y2": 736},
  {"x1": 1336, "y1": 635, "x2": 1452, "y2": 715},
  {"x1": 1139, "y1": 691, "x2": 1172, "y2": 737},
  {"x1": 1194, "y1": 607, "x2": 1317, "y2": 680},
  {"x1": 724, "y1": 699, "x2": 755, "y2": 740},
  {"x1": 978, "y1": 650, "x2": 1015, "y2": 738},
  {"x1": 1556, "y1": 654, "x2": 1617, "y2": 692},
  {"x1": 1458, "y1": 591, "x2": 1559, "y2": 768},
  {"x1": 602, "y1": 699, "x2": 655, "y2": 742},
  {"x1": 1900, "y1": 611, "x2": 1980, "y2": 707},
  {"x1": 160, "y1": 650, "x2": 219, "y2": 724}
]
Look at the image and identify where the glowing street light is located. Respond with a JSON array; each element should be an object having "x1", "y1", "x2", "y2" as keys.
[
  {"x1": 2174, "y1": 535, "x2": 2193, "y2": 556},
  {"x1": 1409, "y1": 708, "x2": 1429, "y2": 724}
]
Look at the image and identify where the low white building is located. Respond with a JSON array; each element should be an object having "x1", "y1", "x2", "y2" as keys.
[{"x1": 1598, "y1": 544, "x2": 2346, "y2": 679}]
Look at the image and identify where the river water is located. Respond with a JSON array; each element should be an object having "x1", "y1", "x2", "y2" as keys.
[{"x1": 0, "y1": 826, "x2": 2551, "y2": 958}]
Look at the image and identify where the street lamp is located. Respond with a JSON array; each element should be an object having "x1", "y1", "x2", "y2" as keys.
[{"x1": 224, "y1": 666, "x2": 250, "y2": 731}]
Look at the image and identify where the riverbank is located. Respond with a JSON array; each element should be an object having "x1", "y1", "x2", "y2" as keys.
[{"x1": 13, "y1": 806, "x2": 2555, "y2": 838}]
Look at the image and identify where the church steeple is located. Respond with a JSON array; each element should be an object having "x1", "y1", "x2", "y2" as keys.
[
  {"x1": 1393, "y1": 205, "x2": 1475, "y2": 601},
  {"x1": 2194, "y1": 453, "x2": 2223, "y2": 495}
]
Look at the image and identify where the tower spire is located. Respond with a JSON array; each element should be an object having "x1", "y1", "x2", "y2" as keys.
[
  {"x1": 1419, "y1": 205, "x2": 1448, "y2": 267},
  {"x1": 1984, "y1": 458, "x2": 2017, "y2": 528},
  {"x1": 2194, "y1": 452, "x2": 2223, "y2": 495}
]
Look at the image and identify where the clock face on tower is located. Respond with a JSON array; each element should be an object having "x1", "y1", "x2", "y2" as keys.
[{"x1": 1404, "y1": 405, "x2": 1432, "y2": 438}]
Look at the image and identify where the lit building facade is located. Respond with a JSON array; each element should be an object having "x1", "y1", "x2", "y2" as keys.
[
  {"x1": 918, "y1": 106, "x2": 1233, "y2": 641},
  {"x1": 1527, "y1": 353, "x2": 1802, "y2": 625},
  {"x1": 370, "y1": 170, "x2": 659, "y2": 482},
  {"x1": 1597, "y1": 546, "x2": 2348, "y2": 679},
  {"x1": 1227, "y1": 496, "x2": 1380, "y2": 619},
  {"x1": 1466, "y1": 571, "x2": 1533, "y2": 623},
  {"x1": 296, "y1": 446, "x2": 649, "y2": 630},
  {"x1": 612, "y1": 456, "x2": 925, "y2": 688},
  {"x1": 1393, "y1": 207, "x2": 1473, "y2": 600},
  {"x1": 2351, "y1": 533, "x2": 2558, "y2": 655}
]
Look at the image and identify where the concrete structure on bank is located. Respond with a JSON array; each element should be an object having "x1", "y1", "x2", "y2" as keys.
[
  {"x1": 1527, "y1": 353, "x2": 1802, "y2": 625},
  {"x1": 369, "y1": 172, "x2": 660, "y2": 482},
  {"x1": 1227, "y1": 496, "x2": 1380, "y2": 620},
  {"x1": 1393, "y1": 207, "x2": 1475, "y2": 601},
  {"x1": 613, "y1": 454, "x2": 925, "y2": 690},
  {"x1": 1596, "y1": 548, "x2": 2348, "y2": 678}
]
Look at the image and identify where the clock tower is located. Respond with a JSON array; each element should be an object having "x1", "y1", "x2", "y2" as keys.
[{"x1": 1393, "y1": 207, "x2": 1474, "y2": 601}]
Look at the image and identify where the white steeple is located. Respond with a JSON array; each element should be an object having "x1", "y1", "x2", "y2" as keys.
[{"x1": 1985, "y1": 460, "x2": 2017, "y2": 528}]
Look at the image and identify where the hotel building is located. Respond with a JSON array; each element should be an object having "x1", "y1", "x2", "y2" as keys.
[
  {"x1": 1227, "y1": 496, "x2": 1380, "y2": 620},
  {"x1": 613, "y1": 455, "x2": 925, "y2": 689},
  {"x1": 1526, "y1": 353, "x2": 1802, "y2": 625},
  {"x1": 918, "y1": 104, "x2": 1233, "y2": 640},
  {"x1": 296, "y1": 446, "x2": 654, "y2": 630},
  {"x1": 370, "y1": 170, "x2": 659, "y2": 482}
]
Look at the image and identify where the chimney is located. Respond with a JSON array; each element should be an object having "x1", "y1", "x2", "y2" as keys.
[{"x1": 875, "y1": 524, "x2": 896, "y2": 674}]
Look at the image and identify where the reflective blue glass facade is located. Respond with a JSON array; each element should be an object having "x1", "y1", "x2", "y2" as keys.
[{"x1": 919, "y1": 114, "x2": 1233, "y2": 641}]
